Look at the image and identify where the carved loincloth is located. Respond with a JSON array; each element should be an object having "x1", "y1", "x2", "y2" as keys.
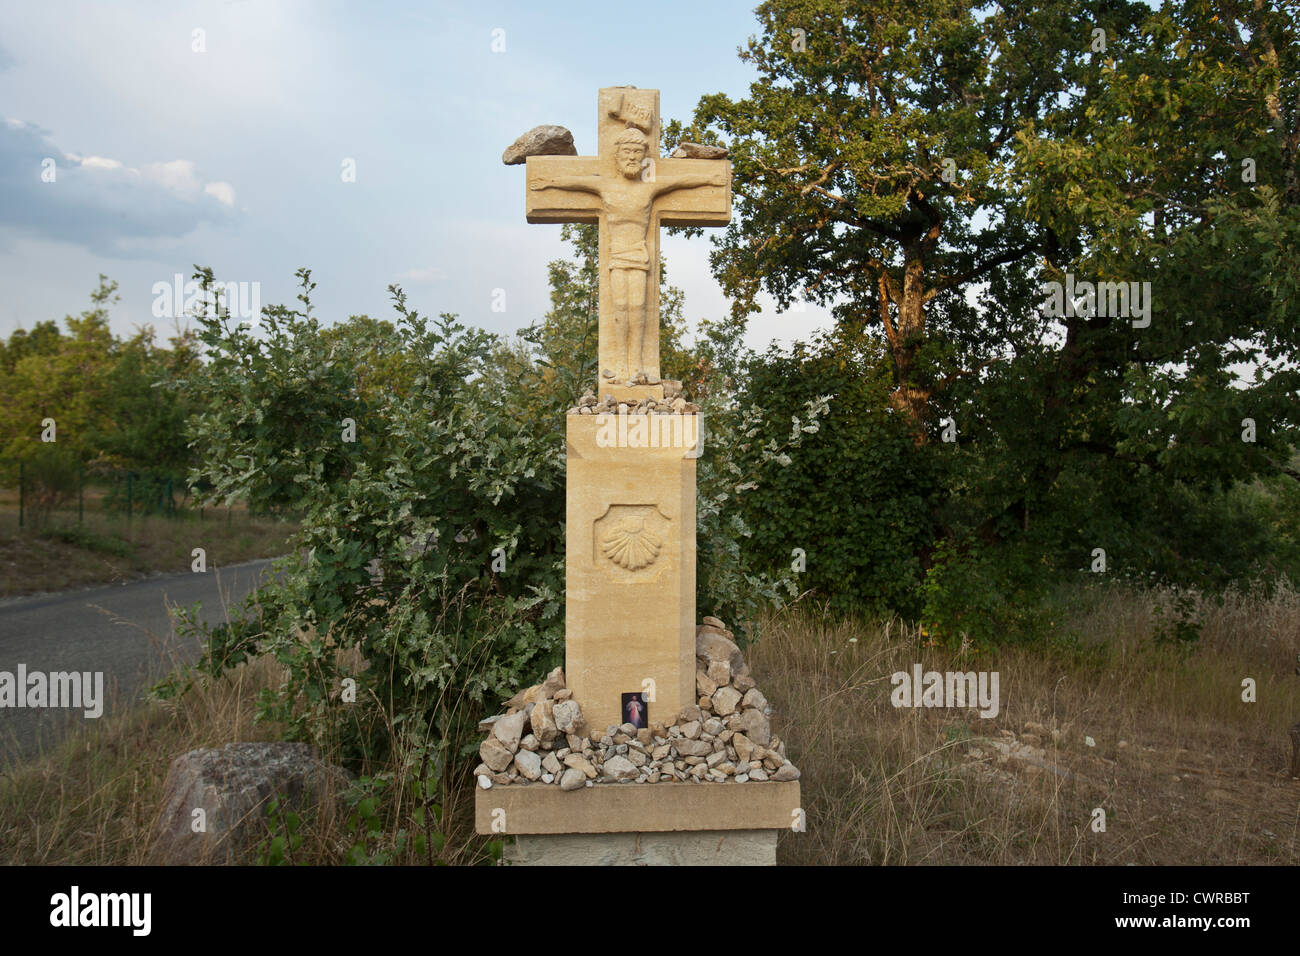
[{"x1": 609, "y1": 240, "x2": 650, "y2": 272}]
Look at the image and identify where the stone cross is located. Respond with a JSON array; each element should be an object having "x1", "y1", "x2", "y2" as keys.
[
  {"x1": 516, "y1": 87, "x2": 733, "y2": 732},
  {"x1": 525, "y1": 87, "x2": 731, "y2": 400},
  {"x1": 481, "y1": 89, "x2": 798, "y2": 848}
]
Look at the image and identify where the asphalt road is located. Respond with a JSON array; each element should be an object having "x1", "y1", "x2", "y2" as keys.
[{"x1": 0, "y1": 558, "x2": 279, "y2": 768}]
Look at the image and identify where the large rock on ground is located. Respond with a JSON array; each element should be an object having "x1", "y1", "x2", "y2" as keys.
[
  {"x1": 153, "y1": 742, "x2": 348, "y2": 865},
  {"x1": 502, "y1": 125, "x2": 577, "y2": 165}
]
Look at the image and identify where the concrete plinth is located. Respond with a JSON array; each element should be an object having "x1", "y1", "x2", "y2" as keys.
[
  {"x1": 477, "y1": 779, "x2": 799, "y2": 865},
  {"x1": 483, "y1": 780, "x2": 795, "y2": 868},
  {"x1": 478, "y1": 778, "x2": 798, "y2": 833},
  {"x1": 504, "y1": 829, "x2": 776, "y2": 866}
]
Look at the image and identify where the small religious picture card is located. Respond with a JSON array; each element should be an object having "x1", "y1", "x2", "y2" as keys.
[{"x1": 621, "y1": 691, "x2": 648, "y2": 729}]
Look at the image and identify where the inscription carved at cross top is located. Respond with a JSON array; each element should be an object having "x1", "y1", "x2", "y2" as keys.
[{"x1": 524, "y1": 88, "x2": 731, "y2": 397}]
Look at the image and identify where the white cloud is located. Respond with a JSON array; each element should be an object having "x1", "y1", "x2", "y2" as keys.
[
  {"x1": 138, "y1": 158, "x2": 202, "y2": 197},
  {"x1": 204, "y1": 181, "x2": 235, "y2": 206},
  {"x1": 79, "y1": 155, "x2": 122, "y2": 170},
  {"x1": 0, "y1": 119, "x2": 238, "y2": 255}
]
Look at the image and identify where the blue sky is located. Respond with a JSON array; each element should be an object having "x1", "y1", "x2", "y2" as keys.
[{"x1": 0, "y1": 0, "x2": 834, "y2": 351}]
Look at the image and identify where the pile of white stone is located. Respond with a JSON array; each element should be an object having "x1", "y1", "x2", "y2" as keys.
[
  {"x1": 567, "y1": 380, "x2": 701, "y2": 416},
  {"x1": 475, "y1": 617, "x2": 799, "y2": 791}
]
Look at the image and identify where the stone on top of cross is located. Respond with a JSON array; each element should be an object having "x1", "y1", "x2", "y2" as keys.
[{"x1": 522, "y1": 87, "x2": 732, "y2": 403}]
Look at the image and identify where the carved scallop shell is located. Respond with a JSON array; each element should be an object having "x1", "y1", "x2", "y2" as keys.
[{"x1": 600, "y1": 518, "x2": 662, "y2": 571}]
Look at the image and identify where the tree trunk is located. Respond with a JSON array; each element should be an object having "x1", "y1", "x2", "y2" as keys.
[{"x1": 883, "y1": 244, "x2": 930, "y2": 445}]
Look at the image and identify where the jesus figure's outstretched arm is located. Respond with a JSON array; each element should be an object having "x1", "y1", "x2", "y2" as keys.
[
  {"x1": 652, "y1": 171, "x2": 727, "y2": 197},
  {"x1": 530, "y1": 176, "x2": 603, "y2": 195}
]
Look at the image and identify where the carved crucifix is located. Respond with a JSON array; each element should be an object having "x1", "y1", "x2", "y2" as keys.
[{"x1": 525, "y1": 87, "x2": 731, "y2": 399}]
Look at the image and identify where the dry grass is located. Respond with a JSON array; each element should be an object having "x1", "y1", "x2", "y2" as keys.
[
  {"x1": 4, "y1": 579, "x2": 1297, "y2": 865},
  {"x1": 0, "y1": 612, "x2": 492, "y2": 866},
  {"x1": 0, "y1": 655, "x2": 287, "y2": 864},
  {"x1": 756, "y1": 580, "x2": 1300, "y2": 864}
]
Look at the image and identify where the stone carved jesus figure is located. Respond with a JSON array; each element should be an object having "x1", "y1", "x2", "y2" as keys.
[{"x1": 530, "y1": 127, "x2": 727, "y2": 381}]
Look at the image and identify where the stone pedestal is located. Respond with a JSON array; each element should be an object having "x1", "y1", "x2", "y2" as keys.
[
  {"x1": 565, "y1": 414, "x2": 701, "y2": 733},
  {"x1": 477, "y1": 779, "x2": 799, "y2": 866},
  {"x1": 505, "y1": 830, "x2": 777, "y2": 866}
]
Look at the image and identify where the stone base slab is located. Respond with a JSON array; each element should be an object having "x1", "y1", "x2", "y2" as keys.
[
  {"x1": 504, "y1": 829, "x2": 776, "y2": 866},
  {"x1": 476, "y1": 779, "x2": 800, "y2": 835}
]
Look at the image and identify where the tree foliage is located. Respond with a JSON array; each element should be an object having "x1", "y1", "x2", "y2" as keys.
[
  {"x1": 0, "y1": 275, "x2": 199, "y2": 512},
  {"x1": 668, "y1": 0, "x2": 1300, "y2": 635}
]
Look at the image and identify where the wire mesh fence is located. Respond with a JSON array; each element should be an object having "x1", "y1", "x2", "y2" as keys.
[{"x1": 0, "y1": 457, "x2": 231, "y2": 532}]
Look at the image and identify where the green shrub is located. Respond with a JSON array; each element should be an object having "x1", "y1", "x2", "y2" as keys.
[
  {"x1": 18, "y1": 443, "x2": 81, "y2": 529},
  {"x1": 918, "y1": 535, "x2": 1051, "y2": 649},
  {"x1": 729, "y1": 325, "x2": 938, "y2": 619},
  {"x1": 174, "y1": 269, "x2": 566, "y2": 769},
  {"x1": 102, "y1": 471, "x2": 180, "y2": 516},
  {"x1": 39, "y1": 524, "x2": 133, "y2": 557}
]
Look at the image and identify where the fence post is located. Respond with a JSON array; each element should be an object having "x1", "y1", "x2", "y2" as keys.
[{"x1": 18, "y1": 460, "x2": 23, "y2": 529}]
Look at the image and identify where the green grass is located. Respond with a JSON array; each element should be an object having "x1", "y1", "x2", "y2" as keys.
[{"x1": 38, "y1": 524, "x2": 134, "y2": 557}]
